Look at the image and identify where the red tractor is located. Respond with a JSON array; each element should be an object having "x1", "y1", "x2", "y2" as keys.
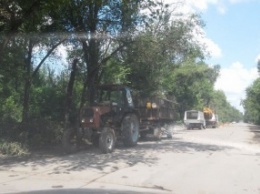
[{"x1": 63, "y1": 84, "x2": 176, "y2": 153}]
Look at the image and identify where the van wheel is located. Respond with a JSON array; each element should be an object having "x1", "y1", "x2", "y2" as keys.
[
  {"x1": 99, "y1": 128, "x2": 115, "y2": 154},
  {"x1": 200, "y1": 124, "x2": 204, "y2": 130},
  {"x1": 121, "y1": 114, "x2": 139, "y2": 147},
  {"x1": 166, "y1": 125, "x2": 173, "y2": 139}
]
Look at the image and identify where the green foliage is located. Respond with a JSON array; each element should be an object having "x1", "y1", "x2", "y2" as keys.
[
  {"x1": 1, "y1": 95, "x2": 22, "y2": 122},
  {"x1": 123, "y1": 13, "x2": 206, "y2": 97},
  {"x1": 0, "y1": 41, "x2": 24, "y2": 122},
  {"x1": 243, "y1": 78, "x2": 260, "y2": 124},
  {"x1": 211, "y1": 90, "x2": 243, "y2": 123},
  {"x1": 101, "y1": 59, "x2": 131, "y2": 84},
  {"x1": 125, "y1": 32, "x2": 165, "y2": 96},
  {"x1": 164, "y1": 62, "x2": 219, "y2": 116},
  {"x1": 25, "y1": 119, "x2": 64, "y2": 149},
  {"x1": 0, "y1": 139, "x2": 28, "y2": 156},
  {"x1": 0, "y1": 0, "x2": 244, "y2": 155}
]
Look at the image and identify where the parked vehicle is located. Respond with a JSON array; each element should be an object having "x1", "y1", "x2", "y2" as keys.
[
  {"x1": 203, "y1": 107, "x2": 219, "y2": 128},
  {"x1": 184, "y1": 110, "x2": 206, "y2": 129},
  {"x1": 136, "y1": 96, "x2": 176, "y2": 140},
  {"x1": 63, "y1": 84, "x2": 177, "y2": 153},
  {"x1": 207, "y1": 113, "x2": 218, "y2": 128}
]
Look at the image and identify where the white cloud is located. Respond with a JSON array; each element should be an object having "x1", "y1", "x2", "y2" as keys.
[
  {"x1": 189, "y1": 0, "x2": 257, "y2": 14},
  {"x1": 229, "y1": 0, "x2": 254, "y2": 4},
  {"x1": 57, "y1": 44, "x2": 68, "y2": 64},
  {"x1": 165, "y1": 0, "x2": 217, "y2": 13},
  {"x1": 165, "y1": 0, "x2": 257, "y2": 15},
  {"x1": 214, "y1": 62, "x2": 258, "y2": 112},
  {"x1": 165, "y1": 0, "x2": 256, "y2": 15},
  {"x1": 188, "y1": 0, "x2": 227, "y2": 14},
  {"x1": 203, "y1": 37, "x2": 222, "y2": 58},
  {"x1": 188, "y1": 21, "x2": 222, "y2": 59},
  {"x1": 255, "y1": 54, "x2": 260, "y2": 63},
  {"x1": 165, "y1": 0, "x2": 226, "y2": 14},
  {"x1": 189, "y1": 0, "x2": 219, "y2": 10},
  {"x1": 162, "y1": 1, "x2": 223, "y2": 59},
  {"x1": 216, "y1": 3, "x2": 227, "y2": 14}
]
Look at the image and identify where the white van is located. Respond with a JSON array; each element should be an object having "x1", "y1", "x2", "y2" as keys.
[{"x1": 184, "y1": 110, "x2": 206, "y2": 129}]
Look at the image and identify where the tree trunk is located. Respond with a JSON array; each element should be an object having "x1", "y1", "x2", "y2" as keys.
[
  {"x1": 64, "y1": 59, "x2": 78, "y2": 126},
  {"x1": 63, "y1": 59, "x2": 79, "y2": 151},
  {"x1": 22, "y1": 40, "x2": 33, "y2": 124},
  {"x1": 22, "y1": 79, "x2": 31, "y2": 123},
  {"x1": 81, "y1": 37, "x2": 100, "y2": 105}
]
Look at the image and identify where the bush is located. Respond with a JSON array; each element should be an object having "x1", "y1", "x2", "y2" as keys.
[
  {"x1": 1, "y1": 95, "x2": 22, "y2": 123},
  {"x1": 0, "y1": 139, "x2": 28, "y2": 156},
  {"x1": 0, "y1": 118, "x2": 65, "y2": 155},
  {"x1": 24, "y1": 119, "x2": 64, "y2": 149}
]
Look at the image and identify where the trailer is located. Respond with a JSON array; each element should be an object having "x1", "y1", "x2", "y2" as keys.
[{"x1": 136, "y1": 96, "x2": 176, "y2": 140}]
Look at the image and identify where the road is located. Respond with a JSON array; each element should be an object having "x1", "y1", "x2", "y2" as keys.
[{"x1": 1, "y1": 123, "x2": 260, "y2": 194}]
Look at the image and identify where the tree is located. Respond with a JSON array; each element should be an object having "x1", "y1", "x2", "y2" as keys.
[
  {"x1": 21, "y1": 37, "x2": 66, "y2": 123},
  {"x1": 0, "y1": 36, "x2": 28, "y2": 123},
  {"x1": 211, "y1": 90, "x2": 243, "y2": 123},
  {"x1": 243, "y1": 78, "x2": 260, "y2": 124},
  {"x1": 120, "y1": 11, "x2": 207, "y2": 96},
  {"x1": 106, "y1": 3, "x2": 220, "y2": 120},
  {"x1": 1, "y1": 0, "x2": 69, "y2": 123},
  {"x1": 0, "y1": 0, "x2": 54, "y2": 58},
  {"x1": 164, "y1": 62, "x2": 219, "y2": 118},
  {"x1": 49, "y1": 0, "x2": 148, "y2": 106}
]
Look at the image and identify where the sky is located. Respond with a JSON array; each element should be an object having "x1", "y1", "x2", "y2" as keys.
[{"x1": 166, "y1": 0, "x2": 260, "y2": 112}]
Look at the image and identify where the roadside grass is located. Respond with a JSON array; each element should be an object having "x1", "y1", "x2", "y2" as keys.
[
  {"x1": 0, "y1": 138, "x2": 29, "y2": 156},
  {"x1": 0, "y1": 118, "x2": 65, "y2": 157}
]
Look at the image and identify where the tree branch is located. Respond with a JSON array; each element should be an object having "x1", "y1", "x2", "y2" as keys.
[
  {"x1": 100, "y1": 43, "x2": 126, "y2": 65},
  {"x1": 32, "y1": 38, "x2": 67, "y2": 78}
]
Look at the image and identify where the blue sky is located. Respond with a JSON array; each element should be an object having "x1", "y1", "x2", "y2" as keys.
[
  {"x1": 203, "y1": 1, "x2": 260, "y2": 68},
  {"x1": 165, "y1": 0, "x2": 260, "y2": 112},
  {"x1": 200, "y1": 0, "x2": 260, "y2": 112}
]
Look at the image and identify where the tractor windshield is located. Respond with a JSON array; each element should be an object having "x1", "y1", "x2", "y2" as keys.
[{"x1": 96, "y1": 88, "x2": 124, "y2": 106}]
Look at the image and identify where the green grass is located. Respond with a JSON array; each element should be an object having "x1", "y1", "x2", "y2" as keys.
[{"x1": 0, "y1": 139, "x2": 28, "y2": 156}]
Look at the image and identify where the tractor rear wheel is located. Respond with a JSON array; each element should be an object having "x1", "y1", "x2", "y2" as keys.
[{"x1": 121, "y1": 114, "x2": 139, "y2": 147}]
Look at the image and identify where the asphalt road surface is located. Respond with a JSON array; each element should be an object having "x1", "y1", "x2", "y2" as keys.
[{"x1": 1, "y1": 123, "x2": 260, "y2": 194}]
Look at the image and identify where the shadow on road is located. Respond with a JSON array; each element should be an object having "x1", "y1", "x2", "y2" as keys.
[
  {"x1": 13, "y1": 188, "x2": 163, "y2": 194},
  {"x1": 0, "y1": 136, "x2": 232, "y2": 175},
  {"x1": 249, "y1": 125, "x2": 260, "y2": 144}
]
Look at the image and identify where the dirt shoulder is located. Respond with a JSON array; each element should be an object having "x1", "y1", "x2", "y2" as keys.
[{"x1": 249, "y1": 124, "x2": 260, "y2": 144}]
